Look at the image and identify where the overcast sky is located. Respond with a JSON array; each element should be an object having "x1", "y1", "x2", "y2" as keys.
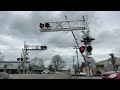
[{"x1": 0, "y1": 11, "x2": 120, "y2": 68}]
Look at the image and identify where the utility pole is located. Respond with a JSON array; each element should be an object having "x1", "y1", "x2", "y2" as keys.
[
  {"x1": 73, "y1": 56, "x2": 75, "y2": 68},
  {"x1": 22, "y1": 41, "x2": 27, "y2": 74},
  {"x1": 73, "y1": 56, "x2": 76, "y2": 75},
  {"x1": 80, "y1": 16, "x2": 95, "y2": 76}
]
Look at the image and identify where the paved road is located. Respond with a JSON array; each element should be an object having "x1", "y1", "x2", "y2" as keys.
[
  {"x1": 10, "y1": 74, "x2": 70, "y2": 79},
  {"x1": 10, "y1": 74, "x2": 102, "y2": 79},
  {"x1": 69, "y1": 75, "x2": 102, "y2": 79}
]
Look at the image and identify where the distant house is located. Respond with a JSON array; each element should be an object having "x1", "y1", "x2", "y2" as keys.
[
  {"x1": 96, "y1": 57, "x2": 120, "y2": 73},
  {"x1": 29, "y1": 65, "x2": 47, "y2": 74},
  {"x1": 0, "y1": 61, "x2": 30, "y2": 74}
]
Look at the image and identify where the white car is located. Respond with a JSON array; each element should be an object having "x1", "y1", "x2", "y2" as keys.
[
  {"x1": 80, "y1": 72, "x2": 86, "y2": 76},
  {"x1": 41, "y1": 70, "x2": 51, "y2": 74},
  {"x1": 55, "y1": 71, "x2": 61, "y2": 74}
]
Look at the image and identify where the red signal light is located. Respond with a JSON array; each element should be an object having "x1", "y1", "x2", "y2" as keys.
[
  {"x1": 40, "y1": 23, "x2": 44, "y2": 28},
  {"x1": 79, "y1": 46, "x2": 85, "y2": 53},
  {"x1": 81, "y1": 47, "x2": 85, "y2": 51}
]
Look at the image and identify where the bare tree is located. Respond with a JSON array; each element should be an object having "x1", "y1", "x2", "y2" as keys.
[
  {"x1": 0, "y1": 52, "x2": 4, "y2": 61},
  {"x1": 30, "y1": 57, "x2": 44, "y2": 66},
  {"x1": 48, "y1": 64, "x2": 55, "y2": 72},
  {"x1": 51, "y1": 55, "x2": 66, "y2": 71}
]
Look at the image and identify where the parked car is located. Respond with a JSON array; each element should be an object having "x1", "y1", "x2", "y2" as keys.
[
  {"x1": 80, "y1": 72, "x2": 86, "y2": 76},
  {"x1": 55, "y1": 71, "x2": 61, "y2": 74},
  {"x1": 102, "y1": 69, "x2": 120, "y2": 79},
  {"x1": 0, "y1": 72, "x2": 12, "y2": 79},
  {"x1": 41, "y1": 70, "x2": 51, "y2": 74}
]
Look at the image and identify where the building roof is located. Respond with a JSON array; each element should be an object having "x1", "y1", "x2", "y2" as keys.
[
  {"x1": 96, "y1": 57, "x2": 120, "y2": 65},
  {"x1": 30, "y1": 65, "x2": 47, "y2": 71}
]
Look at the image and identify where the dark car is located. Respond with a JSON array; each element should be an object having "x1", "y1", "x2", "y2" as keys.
[
  {"x1": 0, "y1": 72, "x2": 12, "y2": 79},
  {"x1": 102, "y1": 69, "x2": 120, "y2": 79}
]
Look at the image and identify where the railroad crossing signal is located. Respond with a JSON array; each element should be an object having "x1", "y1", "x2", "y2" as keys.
[
  {"x1": 39, "y1": 19, "x2": 87, "y2": 32},
  {"x1": 39, "y1": 15, "x2": 93, "y2": 62},
  {"x1": 83, "y1": 36, "x2": 95, "y2": 42},
  {"x1": 24, "y1": 45, "x2": 47, "y2": 50},
  {"x1": 17, "y1": 58, "x2": 25, "y2": 61},
  {"x1": 20, "y1": 41, "x2": 47, "y2": 74},
  {"x1": 39, "y1": 15, "x2": 95, "y2": 76},
  {"x1": 41, "y1": 46, "x2": 47, "y2": 50},
  {"x1": 81, "y1": 36, "x2": 95, "y2": 45}
]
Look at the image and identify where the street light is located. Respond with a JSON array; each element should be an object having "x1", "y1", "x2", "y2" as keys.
[{"x1": 110, "y1": 53, "x2": 114, "y2": 57}]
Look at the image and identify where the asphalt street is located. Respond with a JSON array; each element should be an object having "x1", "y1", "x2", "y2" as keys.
[{"x1": 10, "y1": 74, "x2": 102, "y2": 79}]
